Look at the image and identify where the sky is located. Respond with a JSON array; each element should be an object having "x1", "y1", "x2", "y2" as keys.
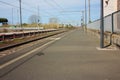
[{"x1": 0, "y1": 0, "x2": 100, "y2": 26}]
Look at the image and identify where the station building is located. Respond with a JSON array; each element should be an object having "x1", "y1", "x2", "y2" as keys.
[
  {"x1": 104, "y1": 0, "x2": 120, "y2": 31},
  {"x1": 104, "y1": 0, "x2": 118, "y2": 16}
]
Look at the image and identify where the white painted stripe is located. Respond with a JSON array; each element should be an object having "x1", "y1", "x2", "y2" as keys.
[
  {"x1": 0, "y1": 30, "x2": 72, "y2": 69},
  {"x1": 0, "y1": 38, "x2": 60, "y2": 69},
  {"x1": 96, "y1": 47, "x2": 118, "y2": 51},
  {"x1": 48, "y1": 37, "x2": 61, "y2": 40}
]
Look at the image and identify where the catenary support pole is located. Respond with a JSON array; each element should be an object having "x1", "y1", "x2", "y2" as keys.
[{"x1": 100, "y1": 0, "x2": 104, "y2": 48}]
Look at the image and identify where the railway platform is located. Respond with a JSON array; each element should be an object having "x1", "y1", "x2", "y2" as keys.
[{"x1": 0, "y1": 29, "x2": 120, "y2": 80}]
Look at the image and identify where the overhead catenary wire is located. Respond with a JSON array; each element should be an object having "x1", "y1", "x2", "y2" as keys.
[
  {"x1": 0, "y1": 1, "x2": 35, "y2": 12},
  {"x1": 20, "y1": 0, "x2": 55, "y2": 17},
  {"x1": 44, "y1": 0, "x2": 59, "y2": 10},
  {"x1": 43, "y1": 0, "x2": 69, "y2": 18},
  {"x1": 51, "y1": 0, "x2": 81, "y2": 22},
  {"x1": 52, "y1": 0, "x2": 64, "y2": 11},
  {"x1": 45, "y1": 0, "x2": 75, "y2": 23},
  {"x1": 0, "y1": 1, "x2": 19, "y2": 8},
  {"x1": 0, "y1": 0, "x2": 82, "y2": 25},
  {"x1": 0, "y1": 0, "x2": 53, "y2": 18}
]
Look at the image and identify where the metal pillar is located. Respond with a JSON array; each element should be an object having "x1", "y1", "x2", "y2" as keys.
[
  {"x1": 88, "y1": 0, "x2": 91, "y2": 23},
  {"x1": 85, "y1": 0, "x2": 87, "y2": 30},
  {"x1": 82, "y1": 11, "x2": 84, "y2": 25},
  {"x1": 19, "y1": 0, "x2": 22, "y2": 29},
  {"x1": 111, "y1": 13, "x2": 114, "y2": 33},
  {"x1": 100, "y1": 0, "x2": 104, "y2": 48},
  {"x1": 12, "y1": 8, "x2": 13, "y2": 25},
  {"x1": 38, "y1": 6, "x2": 40, "y2": 27}
]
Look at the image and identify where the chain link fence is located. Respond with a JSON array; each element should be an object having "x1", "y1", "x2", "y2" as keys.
[{"x1": 87, "y1": 10, "x2": 120, "y2": 34}]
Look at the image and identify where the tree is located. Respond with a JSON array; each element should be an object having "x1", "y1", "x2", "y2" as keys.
[
  {"x1": 0, "y1": 18, "x2": 8, "y2": 23},
  {"x1": 0, "y1": 18, "x2": 8, "y2": 26},
  {"x1": 28, "y1": 15, "x2": 40, "y2": 24}
]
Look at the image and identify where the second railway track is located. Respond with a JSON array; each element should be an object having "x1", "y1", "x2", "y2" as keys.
[{"x1": 0, "y1": 29, "x2": 67, "y2": 64}]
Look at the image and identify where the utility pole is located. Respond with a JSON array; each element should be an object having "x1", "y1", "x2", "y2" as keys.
[
  {"x1": 88, "y1": 0, "x2": 91, "y2": 23},
  {"x1": 17, "y1": 9, "x2": 19, "y2": 26},
  {"x1": 82, "y1": 11, "x2": 84, "y2": 25},
  {"x1": 100, "y1": 0, "x2": 104, "y2": 48},
  {"x1": 37, "y1": 5, "x2": 40, "y2": 28},
  {"x1": 12, "y1": 8, "x2": 13, "y2": 25},
  {"x1": 19, "y1": 0, "x2": 22, "y2": 29},
  {"x1": 85, "y1": 0, "x2": 87, "y2": 30},
  {"x1": 81, "y1": 11, "x2": 84, "y2": 26}
]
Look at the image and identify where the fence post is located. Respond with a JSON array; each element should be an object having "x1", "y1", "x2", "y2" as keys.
[
  {"x1": 100, "y1": 0, "x2": 104, "y2": 48},
  {"x1": 111, "y1": 13, "x2": 114, "y2": 33}
]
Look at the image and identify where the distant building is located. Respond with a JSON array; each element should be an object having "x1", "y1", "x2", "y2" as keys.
[
  {"x1": 117, "y1": 0, "x2": 120, "y2": 10},
  {"x1": 104, "y1": 0, "x2": 117, "y2": 16},
  {"x1": 104, "y1": 0, "x2": 120, "y2": 31},
  {"x1": 117, "y1": 0, "x2": 120, "y2": 30}
]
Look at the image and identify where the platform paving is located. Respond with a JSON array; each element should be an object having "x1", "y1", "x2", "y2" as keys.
[{"x1": 0, "y1": 29, "x2": 120, "y2": 80}]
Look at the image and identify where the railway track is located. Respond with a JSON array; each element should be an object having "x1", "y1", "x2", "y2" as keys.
[
  {"x1": 0, "y1": 30, "x2": 65, "y2": 61},
  {"x1": 0, "y1": 29, "x2": 70, "y2": 77},
  {"x1": 0, "y1": 29, "x2": 57, "y2": 41},
  {"x1": 0, "y1": 29, "x2": 65, "y2": 51}
]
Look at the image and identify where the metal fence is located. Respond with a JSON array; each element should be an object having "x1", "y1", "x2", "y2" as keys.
[{"x1": 87, "y1": 10, "x2": 120, "y2": 33}]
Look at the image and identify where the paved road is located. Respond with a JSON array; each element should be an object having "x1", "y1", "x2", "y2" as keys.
[{"x1": 0, "y1": 29, "x2": 120, "y2": 80}]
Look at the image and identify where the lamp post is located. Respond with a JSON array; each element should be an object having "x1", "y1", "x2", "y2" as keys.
[
  {"x1": 85, "y1": 0, "x2": 87, "y2": 30},
  {"x1": 12, "y1": 8, "x2": 13, "y2": 25},
  {"x1": 19, "y1": 0, "x2": 22, "y2": 29},
  {"x1": 100, "y1": 0, "x2": 104, "y2": 48},
  {"x1": 81, "y1": 11, "x2": 84, "y2": 27},
  {"x1": 88, "y1": 0, "x2": 91, "y2": 23},
  {"x1": 37, "y1": 5, "x2": 40, "y2": 29},
  {"x1": 17, "y1": 9, "x2": 19, "y2": 26}
]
